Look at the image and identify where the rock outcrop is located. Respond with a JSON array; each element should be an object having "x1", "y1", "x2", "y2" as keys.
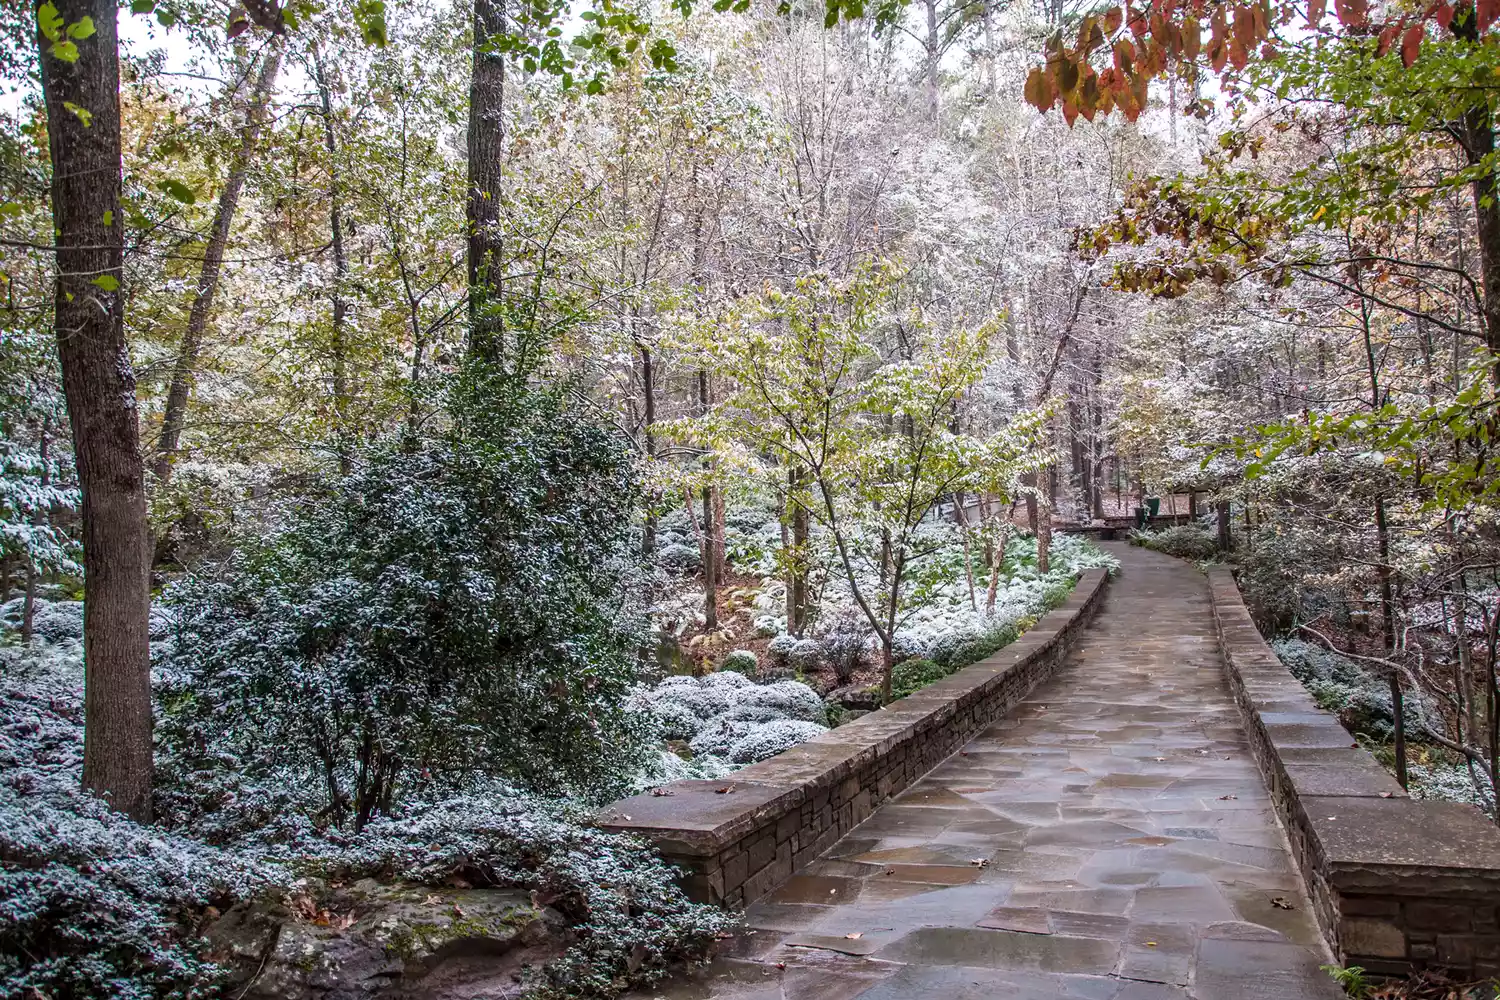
[{"x1": 205, "y1": 879, "x2": 566, "y2": 1000}]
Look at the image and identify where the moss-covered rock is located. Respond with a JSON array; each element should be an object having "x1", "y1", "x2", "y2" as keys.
[{"x1": 205, "y1": 879, "x2": 563, "y2": 1000}]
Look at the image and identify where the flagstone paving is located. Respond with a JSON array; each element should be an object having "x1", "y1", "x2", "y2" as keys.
[{"x1": 634, "y1": 543, "x2": 1342, "y2": 999}]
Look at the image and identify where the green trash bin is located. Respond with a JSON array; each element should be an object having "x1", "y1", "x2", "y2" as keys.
[{"x1": 1145, "y1": 497, "x2": 1161, "y2": 518}]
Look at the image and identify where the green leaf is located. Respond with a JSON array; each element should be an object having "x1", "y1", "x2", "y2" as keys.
[
  {"x1": 0, "y1": 202, "x2": 22, "y2": 218},
  {"x1": 66, "y1": 16, "x2": 95, "y2": 39},
  {"x1": 51, "y1": 38, "x2": 79, "y2": 62},
  {"x1": 101, "y1": 209, "x2": 113, "y2": 226},
  {"x1": 37, "y1": 2, "x2": 63, "y2": 42},
  {"x1": 90, "y1": 274, "x2": 119, "y2": 292},
  {"x1": 159, "y1": 179, "x2": 196, "y2": 204},
  {"x1": 130, "y1": 0, "x2": 156, "y2": 13},
  {"x1": 62, "y1": 101, "x2": 92, "y2": 127},
  {"x1": 354, "y1": 0, "x2": 388, "y2": 46}
]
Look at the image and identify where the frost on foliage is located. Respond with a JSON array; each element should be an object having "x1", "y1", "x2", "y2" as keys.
[
  {"x1": 766, "y1": 633, "x2": 800, "y2": 665},
  {"x1": 725, "y1": 720, "x2": 827, "y2": 763},
  {"x1": 1272, "y1": 638, "x2": 1434, "y2": 741},
  {"x1": 0, "y1": 645, "x2": 269, "y2": 1000},
  {"x1": 153, "y1": 421, "x2": 657, "y2": 831},
  {"x1": 787, "y1": 638, "x2": 824, "y2": 671},
  {"x1": 639, "y1": 673, "x2": 827, "y2": 770},
  {"x1": 311, "y1": 790, "x2": 734, "y2": 997},
  {"x1": 748, "y1": 527, "x2": 1113, "y2": 671},
  {"x1": 0, "y1": 640, "x2": 730, "y2": 1000}
]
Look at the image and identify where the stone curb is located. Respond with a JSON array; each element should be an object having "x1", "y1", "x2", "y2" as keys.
[
  {"x1": 596, "y1": 567, "x2": 1112, "y2": 907},
  {"x1": 1207, "y1": 565, "x2": 1500, "y2": 978}
]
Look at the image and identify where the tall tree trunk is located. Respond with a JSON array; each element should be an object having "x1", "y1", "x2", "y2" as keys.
[
  {"x1": 1216, "y1": 499, "x2": 1233, "y2": 552},
  {"x1": 1453, "y1": 18, "x2": 1500, "y2": 364},
  {"x1": 38, "y1": 0, "x2": 153, "y2": 820},
  {"x1": 21, "y1": 415, "x2": 51, "y2": 646},
  {"x1": 314, "y1": 49, "x2": 351, "y2": 473},
  {"x1": 640, "y1": 340, "x2": 657, "y2": 556},
  {"x1": 152, "y1": 47, "x2": 282, "y2": 484},
  {"x1": 788, "y1": 467, "x2": 809, "y2": 635},
  {"x1": 468, "y1": 0, "x2": 506, "y2": 361},
  {"x1": 923, "y1": 0, "x2": 940, "y2": 120},
  {"x1": 698, "y1": 370, "x2": 716, "y2": 631}
]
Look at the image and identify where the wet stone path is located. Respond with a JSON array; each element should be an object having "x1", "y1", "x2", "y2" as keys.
[{"x1": 639, "y1": 544, "x2": 1342, "y2": 1000}]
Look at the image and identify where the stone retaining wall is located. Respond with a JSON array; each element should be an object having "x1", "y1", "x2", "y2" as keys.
[
  {"x1": 1207, "y1": 566, "x2": 1500, "y2": 978},
  {"x1": 597, "y1": 568, "x2": 1111, "y2": 907}
]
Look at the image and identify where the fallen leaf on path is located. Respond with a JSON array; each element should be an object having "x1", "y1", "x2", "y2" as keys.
[
  {"x1": 1218, "y1": 794, "x2": 1237, "y2": 801},
  {"x1": 969, "y1": 858, "x2": 989, "y2": 868},
  {"x1": 651, "y1": 787, "x2": 675, "y2": 797},
  {"x1": 715, "y1": 786, "x2": 735, "y2": 795},
  {"x1": 844, "y1": 932, "x2": 863, "y2": 939},
  {"x1": 1271, "y1": 897, "x2": 1296, "y2": 910}
]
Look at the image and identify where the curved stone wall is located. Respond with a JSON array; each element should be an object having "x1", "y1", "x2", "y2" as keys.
[
  {"x1": 1207, "y1": 566, "x2": 1500, "y2": 978},
  {"x1": 597, "y1": 567, "x2": 1111, "y2": 907}
]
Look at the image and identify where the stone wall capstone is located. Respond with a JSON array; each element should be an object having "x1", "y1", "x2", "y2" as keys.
[
  {"x1": 596, "y1": 568, "x2": 1111, "y2": 907},
  {"x1": 1207, "y1": 566, "x2": 1500, "y2": 979}
]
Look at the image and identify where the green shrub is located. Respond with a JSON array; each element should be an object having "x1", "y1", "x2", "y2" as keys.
[
  {"x1": 890, "y1": 658, "x2": 948, "y2": 699},
  {"x1": 155, "y1": 386, "x2": 656, "y2": 833},
  {"x1": 1130, "y1": 524, "x2": 1220, "y2": 561},
  {"x1": 719, "y1": 650, "x2": 758, "y2": 675}
]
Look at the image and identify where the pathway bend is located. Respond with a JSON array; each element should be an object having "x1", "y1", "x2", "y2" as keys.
[{"x1": 641, "y1": 542, "x2": 1341, "y2": 1000}]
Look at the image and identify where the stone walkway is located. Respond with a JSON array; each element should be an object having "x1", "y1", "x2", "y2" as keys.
[{"x1": 638, "y1": 544, "x2": 1342, "y2": 1000}]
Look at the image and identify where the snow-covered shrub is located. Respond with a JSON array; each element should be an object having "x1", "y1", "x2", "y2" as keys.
[
  {"x1": 0, "y1": 647, "x2": 270, "y2": 1000},
  {"x1": 314, "y1": 790, "x2": 734, "y2": 998},
  {"x1": 788, "y1": 638, "x2": 824, "y2": 672},
  {"x1": 720, "y1": 650, "x2": 758, "y2": 675},
  {"x1": 1130, "y1": 523, "x2": 1219, "y2": 562},
  {"x1": 726, "y1": 720, "x2": 828, "y2": 763},
  {"x1": 641, "y1": 674, "x2": 827, "y2": 769},
  {"x1": 891, "y1": 630, "x2": 928, "y2": 662},
  {"x1": 765, "y1": 632, "x2": 799, "y2": 668},
  {"x1": 27, "y1": 599, "x2": 84, "y2": 643},
  {"x1": 751, "y1": 615, "x2": 781, "y2": 637},
  {"x1": 688, "y1": 718, "x2": 755, "y2": 758},
  {"x1": 1272, "y1": 638, "x2": 1430, "y2": 740},
  {"x1": 736, "y1": 680, "x2": 826, "y2": 723},
  {"x1": 646, "y1": 698, "x2": 705, "y2": 741},
  {"x1": 155, "y1": 397, "x2": 656, "y2": 833},
  {"x1": 656, "y1": 542, "x2": 701, "y2": 572},
  {"x1": 817, "y1": 611, "x2": 869, "y2": 684}
]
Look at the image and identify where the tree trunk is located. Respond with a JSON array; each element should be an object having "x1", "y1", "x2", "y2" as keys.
[
  {"x1": 923, "y1": 0, "x2": 940, "y2": 120},
  {"x1": 468, "y1": 0, "x2": 506, "y2": 361},
  {"x1": 21, "y1": 416, "x2": 51, "y2": 646},
  {"x1": 698, "y1": 370, "x2": 716, "y2": 630},
  {"x1": 985, "y1": 527, "x2": 1007, "y2": 613},
  {"x1": 1453, "y1": 23, "x2": 1500, "y2": 363},
  {"x1": 314, "y1": 49, "x2": 352, "y2": 473},
  {"x1": 788, "y1": 467, "x2": 809, "y2": 635},
  {"x1": 640, "y1": 341, "x2": 657, "y2": 556},
  {"x1": 38, "y1": 0, "x2": 154, "y2": 820},
  {"x1": 1216, "y1": 500, "x2": 1233, "y2": 553},
  {"x1": 152, "y1": 47, "x2": 281, "y2": 484}
]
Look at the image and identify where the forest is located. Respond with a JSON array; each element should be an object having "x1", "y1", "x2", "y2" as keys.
[{"x1": 1, "y1": 0, "x2": 1499, "y2": 995}]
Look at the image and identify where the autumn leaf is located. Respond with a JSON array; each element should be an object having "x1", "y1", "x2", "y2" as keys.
[
  {"x1": 1376, "y1": 23, "x2": 1399, "y2": 57},
  {"x1": 1400, "y1": 24, "x2": 1423, "y2": 67}
]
